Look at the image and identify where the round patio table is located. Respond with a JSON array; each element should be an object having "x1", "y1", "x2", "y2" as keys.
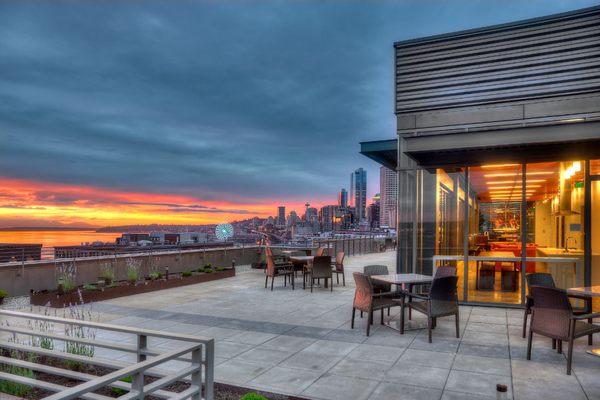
[{"x1": 567, "y1": 286, "x2": 600, "y2": 357}]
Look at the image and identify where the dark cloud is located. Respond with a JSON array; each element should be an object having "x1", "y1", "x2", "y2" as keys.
[{"x1": 0, "y1": 0, "x2": 595, "y2": 204}]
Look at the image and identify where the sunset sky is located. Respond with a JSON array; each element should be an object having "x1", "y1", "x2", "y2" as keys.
[{"x1": 0, "y1": 0, "x2": 595, "y2": 228}]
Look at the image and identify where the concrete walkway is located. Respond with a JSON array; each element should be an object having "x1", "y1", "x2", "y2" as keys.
[{"x1": 83, "y1": 251, "x2": 600, "y2": 400}]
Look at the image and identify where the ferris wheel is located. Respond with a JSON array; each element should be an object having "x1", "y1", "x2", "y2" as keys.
[{"x1": 215, "y1": 223, "x2": 234, "y2": 241}]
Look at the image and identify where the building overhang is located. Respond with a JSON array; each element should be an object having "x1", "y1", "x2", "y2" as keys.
[
  {"x1": 360, "y1": 120, "x2": 600, "y2": 169},
  {"x1": 359, "y1": 139, "x2": 397, "y2": 170}
]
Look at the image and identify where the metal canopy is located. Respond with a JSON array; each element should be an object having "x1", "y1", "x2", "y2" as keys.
[
  {"x1": 359, "y1": 139, "x2": 397, "y2": 170},
  {"x1": 360, "y1": 121, "x2": 600, "y2": 169}
]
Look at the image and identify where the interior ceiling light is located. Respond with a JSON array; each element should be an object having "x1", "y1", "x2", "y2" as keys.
[
  {"x1": 487, "y1": 179, "x2": 546, "y2": 185},
  {"x1": 487, "y1": 185, "x2": 540, "y2": 190},
  {"x1": 481, "y1": 164, "x2": 520, "y2": 169},
  {"x1": 484, "y1": 171, "x2": 554, "y2": 177}
]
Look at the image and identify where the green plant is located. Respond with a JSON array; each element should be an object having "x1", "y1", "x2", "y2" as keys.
[
  {"x1": 82, "y1": 283, "x2": 97, "y2": 291},
  {"x1": 148, "y1": 270, "x2": 164, "y2": 280},
  {"x1": 182, "y1": 270, "x2": 192, "y2": 277},
  {"x1": 202, "y1": 267, "x2": 213, "y2": 273},
  {"x1": 56, "y1": 262, "x2": 77, "y2": 293},
  {"x1": 64, "y1": 305, "x2": 96, "y2": 370},
  {"x1": 0, "y1": 289, "x2": 7, "y2": 298},
  {"x1": 240, "y1": 393, "x2": 267, "y2": 400},
  {"x1": 111, "y1": 375, "x2": 133, "y2": 396},
  {"x1": 125, "y1": 258, "x2": 141, "y2": 283},
  {"x1": 204, "y1": 263, "x2": 212, "y2": 268},
  {"x1": 101, "y1": 263, "x2": 115, "y2": 283},
  {"x1": 215, "y1": 266, "x2": 225, "y2": 272},
  {"x1": 0, "y1": 364, "x2": 34, "y2": 397}
]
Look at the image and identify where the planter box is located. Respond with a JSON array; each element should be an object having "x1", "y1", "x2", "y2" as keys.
[{"x1": 30, "y1": 268, "x2": 235, "y2": 307}]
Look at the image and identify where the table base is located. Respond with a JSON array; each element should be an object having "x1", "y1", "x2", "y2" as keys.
[{"x1": 383, "y1": 318, "x2": 429, "y2": 332}]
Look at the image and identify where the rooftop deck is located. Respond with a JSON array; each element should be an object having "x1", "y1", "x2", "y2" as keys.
[{"x1": 69, "y1": 252, "x2": 600, "y2": 399}]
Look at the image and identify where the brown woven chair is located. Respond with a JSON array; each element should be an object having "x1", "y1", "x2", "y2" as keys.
[
  {"x1": 400, "y1": 275, "x2": 459, "y2": 343},
  {"x1": 264, "y1": 249, "x2": 294, "y2": 291},
  {"x1": 351, "y1": 272, "x2": 399, "y2": 336},
  {"x1": 306, "y1": 256, "x2": 333, "y2": 292},
  {"x1": 522, "y1": 273, "x2": 592, "y2": 344},
  {"x1": 331, "y1": 251, "x2": 345, "y2": 286},
  {"x1": 315, "y1": 247, "x2": 326, "y2": 257},
  {"x1": 527, "y1": 285, "x2": 600, "y2": 375},
  {"x1": 363, "y1": 265, "x2": 393, "y2": 318}
]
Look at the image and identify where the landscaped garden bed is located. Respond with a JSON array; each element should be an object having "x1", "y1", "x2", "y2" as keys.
[{"x1": 30, "y1": 261, "x2": 235, "y2": 308}]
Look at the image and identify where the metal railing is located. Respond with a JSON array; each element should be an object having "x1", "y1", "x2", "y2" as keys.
[{"x1": 0, "y1": 310, "x2": 214, "y2": 400}]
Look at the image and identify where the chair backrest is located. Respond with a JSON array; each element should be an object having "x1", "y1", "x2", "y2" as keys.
[
  {"x1": 315, "y1": 247, "x2": 325, "y2": 257},
  {"x1": 526, "y1": 273, "x2": 556, "y2": 290},
  {"x1": 334, "y1": 252, "x2": 345, "y2": 271},
  {"x1": 363, "y1": 265, "x2": 389, "y2": 277},
  {"x1": 265, "y1": 254, "x2": 276, "y2": 277},
  {"x1": 434, "y1": 265, "x2": 456, "y2": 278},
  {"x1": 529, "y1": 285, "x2": 573, "y2": 339},
  {"x1": 352, "y1": 272, "x2": 373, "y2": 311},
  {"x1": 429, "y1": 275, "x2": 459, "y2": 315},
  {"x1": 311, "y1": 256, "x2": 332, "y2": 279}
]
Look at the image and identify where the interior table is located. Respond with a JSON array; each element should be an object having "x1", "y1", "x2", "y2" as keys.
[
  {"x1": 567, "y1": 286, "x2": 600, "y2": 357},
  {"x1": 371, "y1": 274, "x2": 433, "y2": 331},
  {"x1": 476, "y1": 251, "x2": 518, "y2": 292}
]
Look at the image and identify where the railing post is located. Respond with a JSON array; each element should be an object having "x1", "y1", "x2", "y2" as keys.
[
  {"x1": 204, "y1": 340, "x2": 214, "y2": 400},
  {"x1": 137, "y1": 334, "x2": 147, "y2": 362},
  {"x1": 131, "y1": 371, "x2": 144, "y2": 400},
  {"x1": 191, "y1": 345, "x2": 202, "y2": 400}
]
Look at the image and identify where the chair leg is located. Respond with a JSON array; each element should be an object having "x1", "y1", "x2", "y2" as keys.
[
  {"x1": 284, "y1": 275, "x2": 287, "y2": 287},
  {"x1": 455, "y1": 312, "x2": 460, "y2": 338},
  {"x1": 271, "y1": 277, "x2": 274, "y2": 291},
  {"x1": 557, "y1": 340, "x2": 562, "y2": 354},
  {"x1": 291, "y1": 273, "x2": 294, "y2": 290},
  {"x1": 567, "y1": 338, "x2": 574, "y2": 375},
  {"x1": 522, "y1": 308, "x2": 529, "y2": 339},
  {"x1": 366, "y1": 310, "x2": 372, "y2": 336},
  {"x1": 342, "y1": 273, "x2": 345, "y2": 286},
  {"x1": 360, "y1": 311, "x2": 363, "y2": 318},
  {"x1": 331, "y1": 278, "x2": 333, "y2": 292},
  {"x1": 336, "y1": 274, "x2": 339, "y2": 284},
  {"x1": 381, "y1": 308, "x2": 384, "y2": 325},
  {"x1": 387, "y1": 307, "x2": 390, "y2": 316},
  {"x1": 588, "y1": 317, "x2": 593, "y2": 345},
  {"x1": 400, "y1": 299, "x2": 405, "y2": 335},
  {"x1": 351, "y1": 308, "x2": 355, "y2": 329},
  {"x1": 311, "y1": 277, "x2": 314, "y2": 293},
  {"x1": 427, "y1": 317, "x2": 432, "y2": 343},
  {"x1": 527, "y1": 328, "x2": 533, "y2": 360},
  {"x1": 265, "y1": 275, "x2": 268, "y2": 288},
  {"x1": 552, "y1": 339, "x2": 556, "y2": 349}
]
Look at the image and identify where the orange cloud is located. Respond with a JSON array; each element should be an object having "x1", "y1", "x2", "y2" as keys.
[{"x1": 0, "y1": 177, "x2": 328, "y2": 227}]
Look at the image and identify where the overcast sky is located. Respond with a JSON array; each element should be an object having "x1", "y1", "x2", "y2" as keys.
[{"x1": 0, "y1": 0, "x2": 596, "y2": 226}]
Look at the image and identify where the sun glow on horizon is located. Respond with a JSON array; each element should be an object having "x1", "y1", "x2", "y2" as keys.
[{"x1": 0, "y1": 177, "x2": 321, "y2": 228}]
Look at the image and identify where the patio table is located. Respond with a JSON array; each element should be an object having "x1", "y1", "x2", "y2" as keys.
[
  {"x1": 371, "y1": 274, "x2": 433, "y2": 331},
  {"x1": 567, "y1": 286, "x2": 600, "y2": 357}
]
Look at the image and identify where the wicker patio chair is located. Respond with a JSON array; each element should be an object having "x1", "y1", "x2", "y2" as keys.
[
  {"x1": 399, "y1": 275, "x2": 459, "y2": 343},
  {"x1": 522, "y1": 273, "x2": 592, "y2": 345},
  {"x1": 351, "y1": 272, "x2": 399, "y2": 336},
  {"x1": 306, "y1": 256, "x2": 333, "y2": 292},
  {"x1": 527, "y1": 285, "x2": 600, "y2": 375},
  {"x1": 264, "y1": 250, "x2": 294, "y2": 291},
  {"x1": 315, "y1": 247, "x2": 326, "y2": 257},
  {"x1": 331, "y1": 251, "x2": 345, "y2": 286},
  {"x1": 363, "y1": 265, "x2": 393, "y2": 317}
]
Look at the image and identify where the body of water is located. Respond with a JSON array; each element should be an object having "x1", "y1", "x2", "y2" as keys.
[{"x1": 0, "y1": 230, "x2": 121, "y2": 248}]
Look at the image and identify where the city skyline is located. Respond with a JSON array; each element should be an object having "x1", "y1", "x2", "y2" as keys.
[{"x1": 0, "y1": 0, "x2": 595, "y2": 228}]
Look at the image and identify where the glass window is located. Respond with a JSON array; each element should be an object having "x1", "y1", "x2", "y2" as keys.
[
  {"x1": 467, "y1": 164, "x2": 522, "y2": 304},
  {"x1": 527, "y1": 161, "x2": 585, "y2": 295}
]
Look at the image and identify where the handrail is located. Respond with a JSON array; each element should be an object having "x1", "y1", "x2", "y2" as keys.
[{"x1": 0, "y1": 309, "x2": 214, "y2": 400}]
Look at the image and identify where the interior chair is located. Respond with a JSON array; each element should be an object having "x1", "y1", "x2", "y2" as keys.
[
  {"x1": 351, "y1": 272, "x2": 399, "y2": 336},
  {"x1": 331, "y1": 251, "x2": 345, "y2": 286},
  {"x1": 523, "y1": 272, "x2": 592, "y2": 345},
  {"x1": 400, "y1": 275, "x2": 460, "y2": 343},
  {"x1": 527, "y1": 285, "x2": 600, "y2": 375}
]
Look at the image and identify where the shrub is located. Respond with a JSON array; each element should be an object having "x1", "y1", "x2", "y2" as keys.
[
  {"x1": 125, "y1": 258, "x2": 142, "y2": 283},
  {"x1": 202, "y1": 267, "x2": 213, "y2": 273},
  {"x1": 101, "y1": 263, "x2": 115, "y2": 283},
  {"x1": 215, "y1": 266, "x2": 225, "y2": 272},
  {"x1": 204, "y1": 263, "x2": 212, "y2": 268},
  {"x1": 111, "y1": 375, "x2": 133, "y2": 396},
  {"x1": 0, "y1": 289, "x2": 7, "y2": 298},
  {"x1": 64, "y1": 305, "x2": 96, "y2": 370},
  {"x1": 148, "y1": 271, "x2": 163, "y2": 280},
  {"x1": 56, "y1": 262, "x2": 77, "y2": 293},
  {"x1": 0, "y1": 364, "x2": 34, "y2": 397},
  {"x1": 182, "y1": 270, "x2": 192, "y2": 277},
  {"x1": 82, "y1": 283, "x2": 97, "y2": 291},
  {"x1": 240, "y1": 393, "x2": 267, "y2": 400}
]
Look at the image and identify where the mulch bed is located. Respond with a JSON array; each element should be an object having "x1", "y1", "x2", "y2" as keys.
[
  {"x1": 30, "y1": 268, "x2": 235, "y2": 307},
  {"x1": 3, "y1": 351, "x2": 307, "y2": 400}
]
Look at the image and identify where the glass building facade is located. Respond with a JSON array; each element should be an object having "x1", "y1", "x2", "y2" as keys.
[{"x1": 361, "y1": 5, "x2": 600, "y2": 307}]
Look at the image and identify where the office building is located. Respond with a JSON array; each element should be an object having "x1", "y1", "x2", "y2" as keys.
[
  {"x1": 338, "y1": 188, "x2": 348, "y2": 208},
  {"x1": 350, "y1": 168, "x2": 367, "y2": 222},
  {"x1": 277, "y1": 206, "x2": 286, "y2": 227},
  {"x1": 380, "y1": 166, "x2": 397, "y2": 229}
]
